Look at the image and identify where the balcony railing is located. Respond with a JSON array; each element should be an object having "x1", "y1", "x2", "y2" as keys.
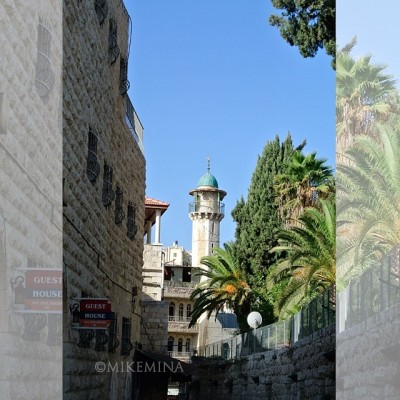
[
  {"x1": 189, "y1": 202, "x2": 225, "y2": 215},
  {"x1": 125, "y1": 95, "x2": 144, "y2": 154},
  {"x1": 168, "y1": 319, "x2": 198, "y2": 333},
  {"x1": 163, "y1": 285, "x2": 195, "y2": 299},
  {"x1": 168, "y1": 351, "x2": 191, "y2": 361}
]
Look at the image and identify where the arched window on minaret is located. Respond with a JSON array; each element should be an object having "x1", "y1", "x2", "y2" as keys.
[
  {"x1": 178, "y1": 303, "x2": 184, "y2": 321},
  {"x1": 169, "y1": 302, "x2": 175, "y2": 320},
  {"x1": 186, "y1": 304, "x2": 192, "y2": 319}
]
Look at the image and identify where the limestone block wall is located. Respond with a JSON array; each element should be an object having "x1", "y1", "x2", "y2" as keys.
[
  {"x1": 142, "y1": 244, "x2": 163, "y2": 301},
  {"x1": 337, "y1": 302, "x2": 400, "y2": 399},
  {"x1": 190, "y1": 324, "x2": 335, "y2": 400},
  {"x1": 0, "y1": 0, "x2": 63, "y2": 398},
  {"x1": 63, "y1": 0, "x2": 145, "y2": 398},
  {"x1": 140, "y1": 300, "x2": 169, "y2": 353}
]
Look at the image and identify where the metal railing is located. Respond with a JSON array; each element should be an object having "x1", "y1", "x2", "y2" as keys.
[
  {"x1": 197, "y1": 287, "x2": 335, "y2": 360},
  {"x1": 188, "y1": 202, "x2": 225, "y2": 215},
  {"x1": 338, "y1": 245, "x2": 400, "y2": 332},
  {"x1": 125, "y1": 95, "x2": 144, "y2": 154}
]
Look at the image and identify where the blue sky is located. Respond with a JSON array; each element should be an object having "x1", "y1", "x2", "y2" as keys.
[{"x1": 125, "y1": 0, "x2": 335, "y2": 250}]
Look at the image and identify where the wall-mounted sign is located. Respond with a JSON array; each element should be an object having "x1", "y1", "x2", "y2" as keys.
[
  {"x1": 11, "y1": 268, "x2": 62, "y2": 313},
  {"x1": 71, "y1": 298, "x2": 112, "y2": 329}
]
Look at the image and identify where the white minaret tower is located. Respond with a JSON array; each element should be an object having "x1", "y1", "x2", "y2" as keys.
[{"x1": 189, "y1": 159, "x2": 227, "y2": 270}]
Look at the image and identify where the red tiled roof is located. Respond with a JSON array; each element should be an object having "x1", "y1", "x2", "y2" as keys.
[{"x1": 145, "y1": 197, "x2": 169, "y2": 208}]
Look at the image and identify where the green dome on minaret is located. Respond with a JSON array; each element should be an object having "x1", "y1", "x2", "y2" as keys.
[{"x1": 197, "y1": 172, "x2": 219, "y2": 188}]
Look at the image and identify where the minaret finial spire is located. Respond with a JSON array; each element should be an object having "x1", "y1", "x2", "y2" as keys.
[{"x1": 207, "y1": 156, "x2": 211, "y2": 172}]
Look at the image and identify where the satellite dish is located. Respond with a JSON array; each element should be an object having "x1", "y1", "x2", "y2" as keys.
[{"x1": 247, "y1": 311, "x2": 262, "y2": 329}]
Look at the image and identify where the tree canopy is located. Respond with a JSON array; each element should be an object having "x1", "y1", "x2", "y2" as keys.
[
  {"x1": 269, "y1": 0, "x2": 335, "y2": 68},
  {"x1": 231, "y1": 134, "x2": 304, "y2": 324}
]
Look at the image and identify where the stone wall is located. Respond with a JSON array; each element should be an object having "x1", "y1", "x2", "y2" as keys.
[
  {"x1": 190, "y1": 324, "x2": 335, "y2": 400},
  {"x1": 337, "y1": 302, "x2": 400, "y2": 399},
  {"x1": 63, "y1": 0, "x2": 145, "y2": 398},
  {"x1": 0, "y1": 0, "x2": 63, "y2": 398},
  {"x1": 140, "y1": 300, "x2": 169, "y2": 353}
]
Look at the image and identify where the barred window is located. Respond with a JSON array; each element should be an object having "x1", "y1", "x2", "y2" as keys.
[
  {"x1": 86, "y1": 128, "x2": 100, "y2": 182},
  {"x1": 102, "y1": 162, "x2": 115, "y2": 207},
  {"x1": 121, "y1": 317, "x2": 133, "y2": 356},
  {"x1": 108, "y1": 19, "x2": 120, "y2": 64},
  {"x1": 94, "y1": 0, "x2": 108, "y2": 25},
  {"x1": 114, "y1": 186, "x2": 125, "y2": 224},
  {"x1": 126, "y1": 202, "x2": 137, "y2": 240},
  {"x1": 108, "y1": 312, "x2": 119, "y2": 353},
  {"x1": 35, "y1": 17, "x2": 54, "y2": 101},
  {"x1": 119, "y1": 57, "x2": 130, "y2": 95}
]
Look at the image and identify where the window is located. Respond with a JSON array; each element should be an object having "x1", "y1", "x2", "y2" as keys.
[
  {"x1": 127, "y1": 202, "x2": 137, "y2": 240},
  {"x1": 177, "y1": 338, "x2": 183, "y2": 353},
  {"x1": 185, "y1": 338, "x2": 191, "y2": 353},
  {"x1": 182, "y1": 268, "x2": 191, "y2": 283},
  {"x1": 178, "y1": 304, "x2": 184, "y2": 321},
  {"x1": 94, "y1": 0, "x2": 108, "y2": 25},
  {"x1": 167, "y1": 336, "x2": 174, "y2": 352},
  {"x1": 114, "y1": 186, "x2": 125, "y2": 224},
  {"x1": 169, "y1": 302, "x2": 175, "y2": 319},
  {"x1": 108, "y1": 312, "x2": 119, "y2": 353},
  {"x1": 102, "y1": 162, "x2": 115, "y2": 207},
  {"x1": 86, "y1": 128, "x2": 100, "y2": 182},
  {"x1": 186, "y1": 304, "x2": 192, "y2": 319},
  {"x1": 121, "y1": 317, "x2": 133, "y2": 356},
  {"x1": 35, "y1": 17, "x2": 54, "y2": 101},
  {"x1": 119, "y1": 57, "x2": 130, "y2": 95},
  {"x1": 108, "y1": 19, "x2": 119, "y2": 64}
]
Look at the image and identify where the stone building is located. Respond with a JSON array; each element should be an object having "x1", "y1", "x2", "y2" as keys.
[
  {"x1": 0, "y1": 0, "x2": 63, "y2": 398},
  {"x1": 63, "y1": 0, "x2": 145, "y2": 398},
  {"x1": 141, "y1": 168, "x2": 241, "y2": 362}
]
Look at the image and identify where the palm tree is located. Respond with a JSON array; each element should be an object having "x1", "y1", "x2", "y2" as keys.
[
  {"x1": 189, "y1": 244, "x2": 251, "y2": 330},
  {"x1": 336, "y1": 39, "x2": 398, "y2": 158},
  {"x1": 274, "y1": 150, "x2": 334, "y2": 224},
  {"x1": 337, "y1": 120, "x2": 400, "y2": 282},
  {"x1": 268, "y1": 198, "x2": 336, "y2": 319}
]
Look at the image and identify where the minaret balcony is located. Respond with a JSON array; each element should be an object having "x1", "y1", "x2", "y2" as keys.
[{"x1": 189, "y1": 202, "x2": 225, "y2": 215}]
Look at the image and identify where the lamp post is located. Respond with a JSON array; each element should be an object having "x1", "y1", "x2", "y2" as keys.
[{"x1": 247, "y1": 311, "x2": 262, "y2": 355}]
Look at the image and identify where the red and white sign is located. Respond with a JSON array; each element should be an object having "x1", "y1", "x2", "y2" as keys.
[{"x1": 79, "y1": 299, "x2": 112, "y2": 329}]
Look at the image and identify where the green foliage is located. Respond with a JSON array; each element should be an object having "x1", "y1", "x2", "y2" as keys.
[
  {"x1": 268, "y1": 198, "x2": 336, "y2": 318},
  {"x1": 336, "y1": 39, "x2": 398, "y2": 142},
  {"x1": 269, "y1": 0, "x2": 335, "y2": 68},
  {"x1": 337, "y1": 121, "x2": 400, "y2": 282},
  {"x1": 231, "y1": 134, "x2": 304, "y2": 325},
  {"x1": 274, "y1": 150, "x2": 334, "y2": 222},
  {"x1": 189, "y1": 244, "x2": 251, "y2": 331}
]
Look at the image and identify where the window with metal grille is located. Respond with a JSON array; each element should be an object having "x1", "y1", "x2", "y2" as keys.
[
  {"x1": 108, "y1": 19, "x2": 120, "y2": 64},
  {"x1": 108, "y1": 312, "x2": 119, "y2": 353},
  {"x1": 94, "y1": 0, "x2": 108, "y2": 25},
  {"x1": 119, "y1": 57, "x2": 130, "y2": 95},
  {"x1": 102, "y1": 162, "x2": 115, "y2": 207},
  {"x1": 121, "y1": 317, "x2": 133, "y2": 356},
  {"x1": 126, "y1": 202, "x2": 137, "y2": 240},
  {"x1": 94, "y1": 329, "x2": 108, "y2": 352},
  {"x1": 35, "y1": 17, "x2": 54, "y2": 101},
  {"x1": 114, "y1": 186, "x2": 125, "y2": 224},
  {"x1": 86, "y1": 128, "x2": 100, "y2": 182}
]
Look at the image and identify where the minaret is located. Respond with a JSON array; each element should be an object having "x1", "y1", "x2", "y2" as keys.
[{"x1": 189, "y1": 159, "x2": 227, "y2": 269}]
